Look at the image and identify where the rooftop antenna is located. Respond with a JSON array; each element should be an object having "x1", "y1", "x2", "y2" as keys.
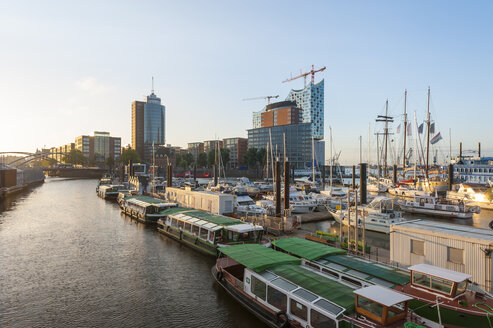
[{"x1": 151, "y1": 76, "x2": 155, "y2": 94}]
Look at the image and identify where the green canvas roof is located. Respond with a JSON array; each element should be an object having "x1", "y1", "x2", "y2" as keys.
[
  {"x1": 219, "y1": 244, "x2": 301, "y2": 272},
  {"x1": 270, "y1": 264, "x2": 355, "y2": 312},
  {"x1": 130, "y1": 195, "x2": 170, "y2": 204},
  {"x1": 324, "y1": 255, "x2": 410, "y2": 285},
  {"x1": 160, "y1": 207, "x2": 242, "y2": 226},
  {"x1": 272, "y1": 238, "x2": 346, "y2": 260}
]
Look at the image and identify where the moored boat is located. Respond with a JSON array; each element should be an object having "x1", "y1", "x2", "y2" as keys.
[
  {"x1": 399, "y1": 194, "x2": 480, "y2": 219},
  {"x1": 121, "y1": 195, "x2": 177, "y2": 223},
  {"x1": 97, "y1": 184, "x2": 127, "y2": 200},
  {"x1": 157, "y1": 207, "x2": 268, "y2": 256},
  {"x1": 214, "y1": 244, "x2": 422, "y2": 328}
]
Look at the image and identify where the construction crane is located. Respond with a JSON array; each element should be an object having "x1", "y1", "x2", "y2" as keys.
[
  {"x1": 282, "y1": 65, "x2": 326, "y2": 87},
  {"x1": 242, "y1": 95, "x2": 279, "y2": 104}
]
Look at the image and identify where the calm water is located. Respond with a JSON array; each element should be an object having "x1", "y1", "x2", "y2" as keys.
[{"x1": 0, "y1": 179, "x2": 263, "y2": 328}]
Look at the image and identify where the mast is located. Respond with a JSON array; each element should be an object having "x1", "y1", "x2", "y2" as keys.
[
  {"x1": 425, "y1": 87, "x2": 431, "y2": 179},
  {"x1": 266, "y1": 142, "x2": 269, "y2": 180},
  {"x1": 368, "y1": 123, "x2": 371, "y2": 165},
  {"x1": 414, "y1": 111, "x2": 418, "y2": 181},
  {"x1": 312, "y1": 136, "x2": 315, "y2": 185},
  {"x1": 269, "y1": 129, "x2": 274, "y2": 181},
  {"x1": 384, "y1": 99, "x2": 389, "y2": 177},
  {"x1": 330, "y1": 127, "x2": 333, "y2": 189},
  {"x1": 403, "y1": 89, "x2": 407, "y2": 175}
]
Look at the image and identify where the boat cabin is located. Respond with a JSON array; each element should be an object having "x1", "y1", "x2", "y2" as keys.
[
  {"x1": 164, "y1": 209, "x2": 264, "y2": 246},
  {"x1": 367, "y1": 197, "x2": 396, "y2": 213},
  {"x1": 354, "y1": 285, "x2": 411, "y2": 325},
  {"x1": 124, "y1": 197, "x2": 177, "y2": 218},
  {"x1": 408, "y1": 263, "x2": 471, "y2": 298}
]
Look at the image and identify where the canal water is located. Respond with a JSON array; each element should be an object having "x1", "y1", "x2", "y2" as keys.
[{"x1": 0, "y1": 179, "x2": 263, "y2": 328}]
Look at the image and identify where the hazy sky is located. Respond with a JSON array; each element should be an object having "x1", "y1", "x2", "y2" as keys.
[{"x1": 1, "y1": 1, "x2": 491, "y2": 164}]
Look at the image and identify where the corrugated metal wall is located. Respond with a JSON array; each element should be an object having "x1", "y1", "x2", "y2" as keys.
[{"x1": 390, "y1": 225, "x2": 492, "y2": 291}]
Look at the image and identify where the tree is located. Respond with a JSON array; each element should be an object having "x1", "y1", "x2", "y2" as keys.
[
  {"x1": 183, "y1": 152, "x2": 195, "y2": 167},
  {"x1": 256, "y1": 148, "x2": 266, "y2": 167},
  {"x1": 121, "y1": 148, "x2": 141, "y2": 164},
  {"x1": 220, "y1": 148, "x2": 230, "y2": 167},
  {"x1": 62, "y1": 149, "x2": 87, "y2": 165},
  {"x1": 243, "y1": 148, "x2": 258, "y2": 168},
  {"x1": 197, "y1": 152, "x2": 208, "y2": 167},
  {"x1": 105, "y1": 156, "x2": 115, "y2": 168},
  {"x1": 207, "y1": 149, "x2": 215, "y2": 167}
]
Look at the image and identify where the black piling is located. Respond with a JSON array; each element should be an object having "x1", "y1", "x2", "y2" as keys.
[
  {"x1": 393, "y1": 164, "x2": 397, "y2": 184},
  {"x1": 360, "y1": 163, "x2": 367, "y2": 205},
  {"x1": 448, "y1": 164, "x2": 454, "y2": 191},
  {"x1": 129, "y1": 160, "x2": 134, "y2": 177},
  {"x1": 275, "y1": 160, "x2": 281, "y2": 217},
  {"x1": 167, "y1": 163, "x2": 173, "y2": 187},
  {"x1": 479, "y1": 142, "x2": 481, "y2": 158},
  {"x1": 352, "y1": 165, "x2": 356, "y2": 189},
  {"x1": 459, "y1": 142, "x2": 462, "y2": 161},
  {"x1": 284, "y1": 161, "x2": 290, "y2": 214},
  {"x1": 213, "y1": 165, "x2": 218, "y2": 186},
  {"x1": 193, "y1": 164, "x2": 197, "y2": 183}
]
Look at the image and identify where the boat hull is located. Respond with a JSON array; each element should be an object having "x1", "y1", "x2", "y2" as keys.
[
  {"x1": 400, "y1": 205, "x2": 473, "y2": 219},
  {"x1": 157, "y1": 224, "x2": 218, "y2": 257}
]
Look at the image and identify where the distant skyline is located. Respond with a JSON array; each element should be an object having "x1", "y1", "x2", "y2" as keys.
[{"x1": 1, "y1": 1, "x2": 492, "y2": 164}]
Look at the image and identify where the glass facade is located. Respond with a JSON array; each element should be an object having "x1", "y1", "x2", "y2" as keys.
[
  {"x1": 143, "y1": 93, "x2": 165, "y2": 162},
  {"x1": 286, "y1": 80, "x2": 324, "y2": 140},
  {"x1": 94, "y1": 131, "x2": 110, "y2": 160},
  {"x1": 247, "y1": 123, "x2": 324, "y2": 169}
]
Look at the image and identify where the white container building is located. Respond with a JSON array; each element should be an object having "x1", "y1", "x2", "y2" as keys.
[
  {"x1": 390, "y1": 220, "x2": 493, "y2": 292},
  {"x1": 165, "y1": 187, "x2": 234, "y2": 215}
]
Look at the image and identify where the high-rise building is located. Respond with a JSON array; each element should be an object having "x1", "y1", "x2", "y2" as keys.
[
  {"x1": 204, "y1": 140, "x2": 223, "y2": 153},
  {"x1": 132, "y1": 90, "x2": 166, "y2": 162},
  {"x1": 260, "y1": 101, "x2": 302, "y2": 128},
  {"x1": 187, "y1": 142, "x2": 204, "y2": 160},
  {"x1": 223, "y1": 137, "x2": 248, "y2": 169},
  {"x1": 286, "y1": 79, "x2": 324, "y2": 139}
]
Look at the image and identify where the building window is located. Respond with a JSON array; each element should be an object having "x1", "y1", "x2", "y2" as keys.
[
  {"x1": 411, "y1": 239, "x2": 424, "y2": 256},
  {"x1": 448, "y1": 247, "x2": 463, "y2": 264}
]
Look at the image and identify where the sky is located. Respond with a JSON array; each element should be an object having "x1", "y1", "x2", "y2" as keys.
[{"x1": 1, "y1": 0, "x2": 492, "y2": 164}]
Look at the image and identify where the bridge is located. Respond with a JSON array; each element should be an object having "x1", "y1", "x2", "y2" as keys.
[{"x1": 0, "y1": 152, "x2": 107, "y2": 178}]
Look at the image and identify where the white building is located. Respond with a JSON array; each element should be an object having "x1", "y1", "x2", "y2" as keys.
[
  {"x1": 165, "y1": 187, "x2": 234, "y2": 215},
  {"x1": 390, "y1": 220, "x2": 493, "y2": 291}
]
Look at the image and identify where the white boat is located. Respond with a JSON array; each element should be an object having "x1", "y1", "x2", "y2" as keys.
[
  {"x1": 320, "y1": 186, "x2": 347, "y2": 198},
  {"x1": 234, "y1": 194, "x2": 266, "y2": 216},
  {"x1": 399, "y1": 194, "x2": 481, "y2": 219},
  {"x1": 388, "y1": 184, "x2": 430, "y2": 198},
  {"x1": 263, "y1": 187, "x2": 316, "y2": 214},
  {"x1": 97, "y1": 184, "x2": 128, "y2": 200},
  {"x1": 447, "y1": 184, "x2": 493, "y2": 210},
  {"x1": 332, "y1": 197, "x2": 405, "y2": 233},
  {"x1": 367, "y1": 182, "x2": 388, "y2": 193}
]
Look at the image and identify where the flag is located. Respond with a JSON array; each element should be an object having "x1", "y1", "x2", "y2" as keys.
[
  {"x1": 418, "y1": 123, "x2": 424, "y2": 134},
  {"x1": 396, "y1": 124, "x2": 401, "y2": 133},
  {"x1": 407, "y1": 122, "x2": 412, "y2": 136},
  {"x1": 430, "y1": 123, "x2": 435, "y2": 134},
  {"x1": 430, "y1": 132, "x2": 443, "y2": 145}
]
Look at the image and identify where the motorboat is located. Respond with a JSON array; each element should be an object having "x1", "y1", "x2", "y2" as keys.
[{"x1": 399, "y1": 194, "x2": 481, "y2": 219}]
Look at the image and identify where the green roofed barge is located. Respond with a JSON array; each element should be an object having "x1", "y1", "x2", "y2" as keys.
[
  {"x1": 157, "y1": 207, "x2": 269, "y2": 256},
  {"x1": 214, "y1": 244, "x2": 417, "y2": 328}
]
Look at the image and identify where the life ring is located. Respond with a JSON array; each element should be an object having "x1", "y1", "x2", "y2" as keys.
[
  {"x1": 216, "y1": 270, "x2": 223, "y2": 281},
  {"x1": 276, "y1": 311, "x2": 289, "y2": 328}
]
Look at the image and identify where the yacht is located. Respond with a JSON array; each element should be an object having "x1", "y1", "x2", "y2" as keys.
[
  {"x1": 399, "y1": 194, "x2": 481, "y2": 219},
  {"x1": 234, "y1": 192, "x2": 266, "y2": 217},
  {"x1": 447, "y1": 184, "x2": 493, "y2": 210}
]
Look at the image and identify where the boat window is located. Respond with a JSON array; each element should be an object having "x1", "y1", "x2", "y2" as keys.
[
  {"x1": 387, "y1": 301, "x2": 406, "y2": 319},
  {"x1": 314, "y1": 299, "x2": 343, "y2": 317},
  {"x1": 321, "y1": 268, "x2": 339, "y2": 279},
  {"x1": 456, "y1": 280, "x2": 467, "y2": 295},
  {"x1": 251, "y1": 276, "x2": 266, "y2": 301},
  {"x1": 271, "y1": 277, "x2": 297, "y2": 292},
  {"x1": 412, "y1": 272, "x2": 430, "y2": 288},
  {"x1": 290, "y1": 299, "x2": 308, "y2": 321},
  {"x1": 293, "y1": 288, "x2": 318, "y2": 302},
  {"x1": 178, "y1": 220, "x2": 185, "y2": 229},
  {"x1": 357, "y1": 295, "x2": 383, "y2": 317},
  {"x1": 192, "y1": 224, "x2": 200, "y2": 236},
  {"x1": 341, "y1": 275, "x2": 362, "y2": 287},
  {"x1": 260, "y1": 271, "x2": 277, "y2": 281},
  {"x1": 184, "y1": 223, "x2": 192, "y2": 232},
  {"x1": 411, "y1": 239, "x2": 424, "y2": 256},
  {"x1": 305, "y1": 262, "x2": 320, "y2": 271},
  {"x1": 199, "y1": 227, "x2": 208, "y2": 239},
  {"x1": 431, "y1": 277, "x2": 453, "y2": 294},
  {"x1": 267, "y1": 286, "x2": 287, "y2": 312},
  {"x1": 310, "y1": 309, "x2": 337, "y2": 328}
]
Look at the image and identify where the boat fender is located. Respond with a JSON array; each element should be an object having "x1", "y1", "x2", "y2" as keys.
[
  {"x1": 275, "y1": 311, "x2": 288, "y2": 327},
  {"x1": 489, "y1": 220, "x2": 493, "y2": 230},
  {"x1": 216, "y1": 270, "x2": 223, "y2": 281}
]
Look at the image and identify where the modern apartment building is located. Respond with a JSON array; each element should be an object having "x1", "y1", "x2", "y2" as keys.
[
  {"x1": 187, "y1": 142, "x2": 204, "y2": 160},
  {"x1": 223, "y1": 137, "x2": 248, "y2": 169},
  {"x1": 132, "y1": 90, "x2": 166, "y2": 163},
  {"x1": 74, "y1": 132, "x2": 121, "y2": 162},
  {"x1": 204, "y1": 140, "x2": 223, "y2": 153},
  {"x1": 260, "y1": 101, "x2": 302, "y2": 128}
]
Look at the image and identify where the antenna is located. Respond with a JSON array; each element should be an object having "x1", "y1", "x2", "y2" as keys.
[{"x1": 151, "y1": 76, "x2": 154, "y2": 94}]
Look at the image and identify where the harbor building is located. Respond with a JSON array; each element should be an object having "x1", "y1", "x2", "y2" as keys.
[
  {"x1": 286, "y1": 79, "x2": 324, "y2": 140},
  {"x1": 204, "y1": 140, "x2": 223, "y2": 153},
  {"x1": 390, "y1": 220, "x2": 493, "y2": 292},
  {"x1": 187, "y1": 142, "x2": 204, "y2": 160},
  {"x1": 223, "y1": 137, "x2": 248, "y2": 169},
  {"x1": 247, "y1": 123, "x2": 324, "y2": 169},
  {"x1": 75, "y1": 132, "x2": 121, "y2": 163},
  {"x1": 453, "y1": 156, "x2": 493, "y2": 185},
  {"x1": 132, "y1": 90, "x2": 166, "y2": 163}
]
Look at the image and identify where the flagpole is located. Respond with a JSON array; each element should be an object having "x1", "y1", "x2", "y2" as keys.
[
  {"x1": 403, "y1": 89, "x2": 407, "y2": 176},
  {"x1": 426, "y1": 87, "x2": 431, "y2": 179}
]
